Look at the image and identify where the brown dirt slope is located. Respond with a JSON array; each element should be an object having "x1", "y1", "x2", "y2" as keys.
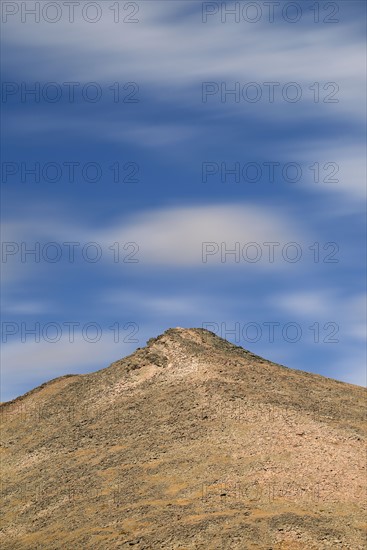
[{"x1": 1, "y1": 328, "x2": 366, "y2": 549}]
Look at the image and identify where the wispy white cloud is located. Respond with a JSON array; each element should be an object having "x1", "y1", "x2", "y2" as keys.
[
  {"x1": 2, "y1": 202, "x2": 307, "y2": 272},
  {"x1": 283, "y1": 141, "x2": 366, "y2": 203},
  {"x1": 5, "y1": 112, "x2": 197, "y2": 149},
  {"x1": 1, "y1": 300, "x2": 51, "y2": 315},
  {"x1": 271, "y1": 290, "x2": 366, "y2": 342},
  {"x1": 97, "y1": 203, "x2": 306, "y2": 267},
  {"x1": 271, "y1": 290, "x2": 333, "y2": 317},
  {"x1": 3, "y1": 4, "x2": 364, "y2": 119}
]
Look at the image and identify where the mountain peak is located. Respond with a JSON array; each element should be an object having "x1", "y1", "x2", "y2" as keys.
[
  {"x1": 110, "y1": 326, "x2": 259, "y2": 377},
  {"x1": 146, "y1": 326, "x2": 218, "y2": 344},
  {"x1": 144, "y1": 326, "x2": 253, "y2": 356}
]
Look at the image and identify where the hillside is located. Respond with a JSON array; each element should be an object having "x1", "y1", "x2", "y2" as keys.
[{"x1": 1, "y1": 328, "x2": 366, "y2": 549}]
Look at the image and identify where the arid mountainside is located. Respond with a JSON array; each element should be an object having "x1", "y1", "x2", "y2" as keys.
[{"x1": 1, "y1": 327, "x2": 366, "y2": 549}]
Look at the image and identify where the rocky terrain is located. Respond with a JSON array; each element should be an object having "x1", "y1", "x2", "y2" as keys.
[{"x1": 1, "y1": 327, "x2": 366, "y2": 549}]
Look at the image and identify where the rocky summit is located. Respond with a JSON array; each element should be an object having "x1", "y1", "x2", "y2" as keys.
[{"x1": 1, "y1": 327, "x2": 366, "y2": 549}]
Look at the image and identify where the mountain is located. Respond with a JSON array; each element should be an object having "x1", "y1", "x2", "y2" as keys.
[{"x1": 1, "y1": 327, "x2": 366, "y2": 549}]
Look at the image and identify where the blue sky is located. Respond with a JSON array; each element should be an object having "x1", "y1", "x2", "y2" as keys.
[{"x1": 1, "y1": 1, "x2": 366, "y2": 401}]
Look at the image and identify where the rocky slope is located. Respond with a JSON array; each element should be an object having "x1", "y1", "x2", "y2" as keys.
[{"x1": 1, "y1": 328, "x2": 366, "y2": 549}]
